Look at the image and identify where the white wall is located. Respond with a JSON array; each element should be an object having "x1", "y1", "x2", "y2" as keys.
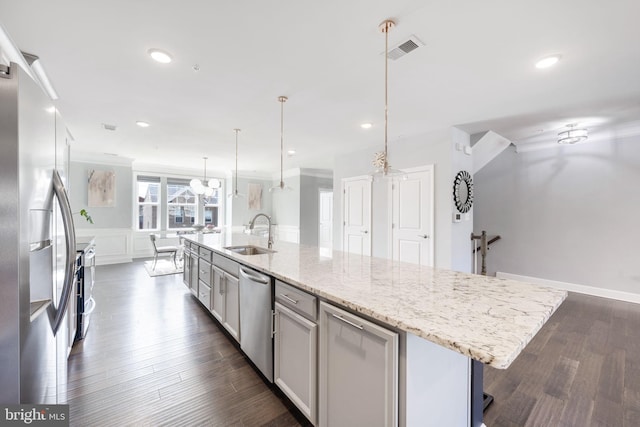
[
  {"x1": 227, "y1": 176, "x2": 273, "y2": 230},
  {"x1": 333, "y1": 129, "x2": 457, "y2": 269},
  {"x1": 450, "y1": 128, "x2": 474, "y2": 273},
  {"x1": 271, "y1": 173, "x2": 301, "y2": 228},
  {"x1": 474, "y1": 134, "x2": 640, "y2": 296},
  {"x1": 69, "y1": 161, "x2": 132, "y2": 229},
  {"x1": 300, "y1": 175, "x2": 334, "y2": 246}
]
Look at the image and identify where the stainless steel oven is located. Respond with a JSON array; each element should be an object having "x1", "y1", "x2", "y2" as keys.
[{"x1": 76, "y1": 239, "x2": 96, "y2": 340}]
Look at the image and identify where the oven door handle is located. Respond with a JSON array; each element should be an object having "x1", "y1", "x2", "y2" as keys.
[{"x1": 84, "y1": 297, "x2": 97, "y2": 316}]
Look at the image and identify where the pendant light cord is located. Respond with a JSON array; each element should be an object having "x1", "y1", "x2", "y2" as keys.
[
  {"x1": 278, "y1": 96, "x2": 288, "y2": 188},
  {"x1": 384, "y1": 23, "x2": 389, "y2": 173},
  {"x1": 381, "y1": 21, "x2": 394, "y2": 173},
  {"x1": 234, "y1": 129, "x2": 240, "y2": 194},
  {"x1": 203, "y1": 157, "x2": 207, "y2": 181},
  {"x1": 281, "y1": 98, "x2": 284, "y2": 187}
]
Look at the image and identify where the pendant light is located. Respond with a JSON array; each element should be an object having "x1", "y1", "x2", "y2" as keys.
[
  {"x1": 190, "y1": 157, "x2": 220, "y2": 197},
  {"x1": 558, "y1": 123, "x2": 588, "y2": 145},
  {"x1": 371, "y1": 19, "x2": 405, "y2": 179},
  {"x1": 269, "y1": 96, "x2": 292, "y2": 192},
  {"x1": 228, "y1": 128, "x2": 245, "y2": 198}
]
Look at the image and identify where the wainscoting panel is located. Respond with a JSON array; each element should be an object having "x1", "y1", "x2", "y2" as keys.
[
  {"x1": 276, "y1": 225, "x2": 300, "y2": 244},
  {"x1": 76, "y1": 228, "x2": 132, "y2": 265}
]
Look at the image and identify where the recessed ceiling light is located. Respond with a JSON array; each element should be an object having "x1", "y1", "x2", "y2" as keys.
[
  {"x1": 535, "y1": 55, "x2": 561, "y2": 69},
  {"x1": 287, "y1": 150, "x2": 296, "y2": 156},
  {"x1": 361, "y1": 123, "x2": 373, "y2": 129},
  {"x1": 147, "y1": 48, "x2": 173, "y2": 64},
  {"x1": 136, "y1": 121, "x2": 150, "y2": 128}
]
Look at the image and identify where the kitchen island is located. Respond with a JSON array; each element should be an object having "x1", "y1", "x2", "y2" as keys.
[{"x1": 183, "y1": 232, "x2": 567, "y2": 427}]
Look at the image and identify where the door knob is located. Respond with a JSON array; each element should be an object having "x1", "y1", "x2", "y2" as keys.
[
  {"x1": 418, "y1": 234, "x2": 429, "y2": 239},
  {"x1": 362, "y1": 230, "x2": 369, "y2": 234}
]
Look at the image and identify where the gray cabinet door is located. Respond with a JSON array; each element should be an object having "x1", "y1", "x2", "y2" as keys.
[
  {"x1": 223, "y1": 273, "x2": 240, "y2": 342},
  {"x1": 182, "y1": 250, "x2": 190, "y2": 288},
  {"x1": 211, "y1": 266, "x2": 225, "y2": 323},
  {"x1": 319, "y1": 302, "x2": 398, "y2": 427},
  {"x1": 274, "y1": 302, "x2": 317, "y2": 425},
  {"x1": 189, "y1": 254, "x2": 198, "y2": 296}
]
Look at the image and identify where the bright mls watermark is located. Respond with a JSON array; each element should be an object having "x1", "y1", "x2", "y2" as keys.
[{"x1": 1, "y1": 405, "x2": 69, "y2": 426}]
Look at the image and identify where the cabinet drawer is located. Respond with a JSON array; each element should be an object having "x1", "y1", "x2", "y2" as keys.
[
  {"x1": 276, "y1": 280, "x2": 317, "y2": 321},
  {"x1": 199, "y1": 260, "x2": 212, "y2": 285},
  {"x1": 212, "y1": 253, "x2": 239, "y2": 277},
  {"x1": 198, "y1": 281, "x2": 211, "y2": 309},
  {"x1": 199, "y1": 246, "x2": 212, "y2": 261}
]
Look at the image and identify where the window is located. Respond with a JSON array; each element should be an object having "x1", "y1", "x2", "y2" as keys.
[
  {"x1": 203, "y1": 190, "x2": 221, "y2": 227},
  {"x1": 137, "y1": 176, "x2": 160, "y2": 230},
  {"x1": 167, "y1": 178, "x2": 197, "y2": 229}
]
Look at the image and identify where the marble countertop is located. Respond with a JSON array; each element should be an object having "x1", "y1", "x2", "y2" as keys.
[{"x1": 184, "y1": 233, "x2": 567, "y2": 369}]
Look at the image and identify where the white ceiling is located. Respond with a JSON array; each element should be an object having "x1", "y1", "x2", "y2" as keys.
[{"x1": 1, "y1": 0, "x2": 639, "y2": 174}]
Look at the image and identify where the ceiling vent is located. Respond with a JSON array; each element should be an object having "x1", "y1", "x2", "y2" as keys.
[
  {"x1": 385, "y1": 35, "x2": 424, "y2": 60},
  {"x1": 102, "y1": 123, "x2": 117, "y2": 131}
]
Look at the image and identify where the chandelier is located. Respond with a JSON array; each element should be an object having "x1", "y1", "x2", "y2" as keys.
[
  {"x1": 558, "y1": 124, "x2": 588, "y2": 144},
  {"x1": 190, "y1": 157, "x2": 220, "y2": 197}
]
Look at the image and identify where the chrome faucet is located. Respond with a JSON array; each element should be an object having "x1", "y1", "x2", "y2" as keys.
[{"x1": 248, "y1": 213, "x2": 273, "y2": 249}]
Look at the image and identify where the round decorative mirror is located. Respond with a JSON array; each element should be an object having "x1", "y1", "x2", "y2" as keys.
[{"x1": 453, "y1": 171, "x2": 473, "y2": 213}]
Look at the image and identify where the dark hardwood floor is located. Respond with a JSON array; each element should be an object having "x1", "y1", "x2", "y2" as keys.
[
  {"x1": 68, "y1": 261, "x2": 640, "y2": 426},
  {"x1": 67, "y1": 261, "x2": 303, "y2": 427},
  {"x1": 484, "y1": 292, "x2": 640, "y2": 426}
]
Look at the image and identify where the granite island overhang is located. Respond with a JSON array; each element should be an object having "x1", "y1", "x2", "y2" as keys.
[{"x1": 184, "y1": 232, "x2": 567, "y2": 370}]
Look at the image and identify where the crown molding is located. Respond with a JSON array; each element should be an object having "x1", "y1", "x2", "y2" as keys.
[{"x1": 70, "y1": 150, "x2": 134, "y2": 166}]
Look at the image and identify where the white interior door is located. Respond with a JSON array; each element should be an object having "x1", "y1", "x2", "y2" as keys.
[
  {"x1": 342, "y1": 177, "x2": 372, "y2": 256},
  {"x1": 392, "y1": 166, "x2": 434, "y2": 266},
  {"x1": 318, "y1": 189, "x2": 333, "y2": 249}
]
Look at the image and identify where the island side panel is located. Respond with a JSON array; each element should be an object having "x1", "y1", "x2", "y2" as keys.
[{"x1": 403, "y1": 333, "x2": 471, "y2": 427}]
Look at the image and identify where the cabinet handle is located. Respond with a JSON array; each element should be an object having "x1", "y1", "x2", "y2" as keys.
[
  {"x1": 331, "y1": 313, "x2": 364, "y2": 330},
  {"x1": 271, "y1": 310, "x2": 276, "y2": 338},
  {"x1": 417, "y1": 234, "x2": 429, "y2": 239},
  {"x1": 280, "y1": 294, "x2": 298, "y2": 305}
]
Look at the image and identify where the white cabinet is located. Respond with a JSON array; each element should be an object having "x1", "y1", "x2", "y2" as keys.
[
  {"x1": 182, "y1": 243, "x2": 191, "y2": 288},
  {"x1": 189, "y1": 252, "x2": 198, "y2": 296},
  {"x1": 211, "y1": 265, "x2": 225, "y2": 323},
  {"x1": 275, "y1": 301, "x2": 317, "y2": 425},
  {"x1": 211, "y1": 265, "x2": 240, "y2": 342},
  {"x1": 319, "y1": 301, "x2": 398, "y2": 427},
  {"x1": 198, "y1": 259, "x2": 212, "y2": 310},
  {"x1": 223, "y1": 273, "x2": 240, "y2": 341}
]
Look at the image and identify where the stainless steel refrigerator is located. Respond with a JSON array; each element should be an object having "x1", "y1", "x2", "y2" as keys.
[{"x1": 0, "y1": 62, "x2": 76, "y2": 404}]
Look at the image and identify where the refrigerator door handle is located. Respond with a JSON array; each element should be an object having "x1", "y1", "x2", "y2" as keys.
[{"x1": 51, "y1": 169, "x2": 76, "y2": 335}]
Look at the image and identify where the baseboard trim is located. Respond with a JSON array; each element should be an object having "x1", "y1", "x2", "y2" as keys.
[
  {"x1": 96, "y1": 255, "x2": 132, "y2": 266},
  {"x1": 496, "y1": 272, "x2": 640, "y2": 305}
]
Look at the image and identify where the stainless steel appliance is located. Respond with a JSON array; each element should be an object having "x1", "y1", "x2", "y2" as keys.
[
  {"x1": 76, "y1": 238, "x2": 96, "y2": 340},
  {"x1": 0, "y1": 62, "x2": 76, "y2": 404},
  {"x1": 239, "y1": 266, "x2": 274, "y2": 382}
]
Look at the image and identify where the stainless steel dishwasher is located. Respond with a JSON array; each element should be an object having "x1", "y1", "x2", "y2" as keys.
[{"x1": 239, "y1": 266, "x2": 274, "y2": 382}]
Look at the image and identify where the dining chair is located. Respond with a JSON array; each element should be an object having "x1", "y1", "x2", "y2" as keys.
[{"x1": 149, "y1": 234, "x2": 178, "y2": 270}]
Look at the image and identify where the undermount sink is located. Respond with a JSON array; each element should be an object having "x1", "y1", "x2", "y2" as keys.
[{"x1": 224, "y1": 245, "x2": 276, "y2": 255}]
